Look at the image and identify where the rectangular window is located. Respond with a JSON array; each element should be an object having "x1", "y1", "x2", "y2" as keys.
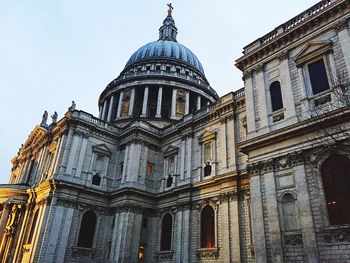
[
  {"x1": 119, "y1": 161, "x2": 124, "y2": 175},
  {"x1": 204, "y1": 142, "x2": 212, "y2": 162},
  {"x1": 167, "y1": 156, "x2": 175, "y2": 175},
  {"x1": 307, "y1": 59, "x2": 330, "y2": 95},
  {"x1": 146, "y1": 162, "x2": 154, "y2": 176}
]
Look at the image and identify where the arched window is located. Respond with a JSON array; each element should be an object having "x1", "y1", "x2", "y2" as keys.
[
  {"x1": 92, "y1": 172, "x2": 101, "y2": 186},
  {"x1": 27, "y1": 209, "x2": 39, "y2": 245},
  {"x1": 160, "y1": 213, "x2": 172, "y2": 251},
  {"x1": 270, "y1": 81, "x2": 283, "y2": 112},
  {"x1": 282, "y1": 193, "x2": 299, "y2": 230},
  {"x1": 201, "y1": 205, "x2": 215, "y2": 248},
  {"x1": 321, "y1": 155, "x2": 350, "y2": 225},
  {"x1": 77, "y1": 210, "x2": 97, "y2": 248}
]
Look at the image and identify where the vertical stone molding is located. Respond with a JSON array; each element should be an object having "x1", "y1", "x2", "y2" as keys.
[
  {"x1": 116, "y1": 90, "x2": 124, "y2": 119},
  {"x1": 335, "y1": 19, "x2": 350, "y2": 77},
  {"x1": 250, "y1": 174, "x2": 267, "y2": 263},
  {"x1": 244, "y1": 71, "x2": 256, "y2": 137},
  {"x1": 141, "y1": 86, "x2": 149, "y2": 117},
  {"x1": 107, "y1": 95, "x2": 115, "y2": 122},
  {"x1": 101, "y1": 100, "x2": 107, "y2": 121},
  {"x1": 156, "y1": 86, "x2": 163, "y2": 118},
  {"x1": 255, "y1": 66, "x2": 269, "y2": 133},
  {"x1": 128, "y1": 88, "x2": 135, "y2": 117},
  {"x1": 197, "y1": 95, "x2": 201, "y2": 110},
  {"x1": 278, "y1": 53, "x2": 297, "y2": 121},
  {"x1": 171, "y1": 89, "x2": 177, "y2": 119},
  {"x1": 185, "y1": 91, "x2": 190, "y2": 115},
  {"x1": 293, "y1": 164, "x2": 319, "y2": 263}
]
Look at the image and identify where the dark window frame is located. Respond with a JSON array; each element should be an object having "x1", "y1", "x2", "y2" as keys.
[
  {"x1": 77, "y1": 210, "x2": 98, "y2": 248},
  {"x1": 307, "y1": 58, "x2": 330, "y2": 95},
  {"x1": 160, "y1": 213, "x2": 173, "y2": 251},
  {"x1": 200, "y1": 205, "x2": 215, "y2": 248},
  {"x1": 269, "y1": 81, "x2": 283, "y2": 112},
  {"x1": 321, "y1": 155, "x2": 350, "y2": 226}
]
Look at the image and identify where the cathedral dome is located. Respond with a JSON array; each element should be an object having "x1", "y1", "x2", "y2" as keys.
[
  {"x1": 125, "y1": 40, "x2": 205, "y2": 74},
  {"x1": 98, "y1": 4, "x2": 218, "y2": 124}
]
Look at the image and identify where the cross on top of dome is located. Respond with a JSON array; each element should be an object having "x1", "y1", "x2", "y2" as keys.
[{"x1": 159, "y1": 3, "x2": 177, "y2": 41}]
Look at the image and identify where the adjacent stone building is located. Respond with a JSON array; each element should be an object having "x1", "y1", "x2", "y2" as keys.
[{"x1": 0, "y1": 0, "x2": 349, "y2": 262}]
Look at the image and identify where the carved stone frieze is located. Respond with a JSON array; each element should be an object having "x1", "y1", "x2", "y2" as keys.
[
  {"x1": 247, "y1": 150, "x2": 309, "y2": 176},
  {"x1": 197, "y1": 247, "x2": 219, "y2": 259},
  {"x1": 334, "y1": 18, "x2": 349, "y2": 32},
  {"x1": 322, "y1": 227, "x2": 350, "y2": 244},
  {"x1": 219, "y1": 191, "x2": 237, "y2": 203},
  {"x1": 277, "y1": 51, "x2": 289, "y2": 61},
  {"x1": 284, "y1": 233, "x2": 303, "y2": 246},
  {"x1": 157, "y1": 250, "x2": 174, "y2": 261}
]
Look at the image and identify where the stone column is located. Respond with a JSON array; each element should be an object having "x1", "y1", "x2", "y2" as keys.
[
  {"x1": 196, "y1": 95, "x2": 201, "y2": 110},
  {"x1": 128, "y1": 88, "x2": 135, "y2": 117},
  {"x1": 186, "y1": 135, "x2": 192, "y2": 180},
  {"x1": 250, "y1": 173, "x2": 267, "y2": 262},
  {"x1": 107, "y1": 95, "x2": 115, "y2": 122},
  {"x1": 111, "y1": 210, "x2": 142, "y2": 263},
  {"x1": 141, "y1": 86, "x2": 149, "y2": 117},
  {"x1": 336, "y1": 19, "x2": 350, "y2": 77},
  {"x1": 156, "y1": 86, "x2": 163, "y2": 118},
  {"x1": 101, "y1": 100, "x2": 107, "y2": 121},
  {"x1": 255, "y1": 66, "x2": 269, "y2": 133},
  {"x1": 116, "y1": 90, "x2": 124, "y2": 119},
  {"x1": 185, "y1": 91, "x2": 190, "y2": 115},
  {"x1": 264, "y1": 172, "x2": 283, "y2": 262},
  {"x1": 171, "y1": 89, "x2": 177, "y2": 119},
  {"x1": 279, "y1": 53, "x2": 297, "y2": 121},
  {"x1": 175, "y1": 210, "x2": 183, "y2": 263},
  {"x1": 294, "y1": 164, "x2": 319, "y2": 263},
  {"x1": 98, "y1": 105, "x2": 103, "y2": 118},
  {"x1": 244, "y1": 72, "x2": 256, "y2": 137},
  {"x1": 0, "y1": 203, "x2": 10, "y2": 235}
]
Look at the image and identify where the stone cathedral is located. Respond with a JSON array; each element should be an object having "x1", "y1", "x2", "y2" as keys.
[{"x1": 0, "y1": 1, "x2": 350, "y2": 262}]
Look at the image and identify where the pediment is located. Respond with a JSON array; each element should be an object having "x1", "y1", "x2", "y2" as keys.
[
  {"x1": 164, "y1": 145, "x2": 178, "y2": 157},
  {"x1": 294, "y1": 40, "x2": 332, "y2": 66},
  {"x1": 22, "y1": 125, "x2": 47, "y2": 151},
  {"x1": 92, "y1": 144, "x2": 111, "y2": 156},
  {"x1": 198, "y1": 130, "x2": 216, "y2": 144}
]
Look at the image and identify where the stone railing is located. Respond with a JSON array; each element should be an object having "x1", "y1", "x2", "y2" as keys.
[{"x1": 245, "y1": 0, "x2": 338, "y2": 52}]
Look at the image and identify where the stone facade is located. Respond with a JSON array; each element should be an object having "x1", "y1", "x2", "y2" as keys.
[{"x1": 1, "y1": 1, "x2": 350, "y2": 262}]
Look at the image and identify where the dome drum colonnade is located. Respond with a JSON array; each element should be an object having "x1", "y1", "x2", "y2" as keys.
[{"x1": 98, "y1": 9, "x2": 218, "y2": 122}]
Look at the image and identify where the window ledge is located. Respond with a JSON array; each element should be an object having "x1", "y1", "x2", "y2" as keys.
[
  {"x1": 197, "y1": 247, "x2": 219, "y2": 259},
  {"x1": 72, "y1": 247, "x2": 96, "y2": 258},
  {"x1": 157, "y1": 250, "x2": 174, "y2": 261}
]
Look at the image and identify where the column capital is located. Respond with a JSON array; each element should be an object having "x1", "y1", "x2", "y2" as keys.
[{"x1": 334, "y1": 18, "x2": 349, "y2": 33}]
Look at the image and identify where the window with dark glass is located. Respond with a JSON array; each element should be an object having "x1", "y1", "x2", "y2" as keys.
[
  {"x1": 160, "y1": 213, "x2": 172, "y2": 251},
  {"x1": 321, "y1": 155, "x2": 350, "y2": 225},
  {"x1": 77, "y1": 210, "x2": 97, "y2": 248},
  {"x1": 92, "y1": 172, "x2": 101, "y2": 186},
  {"x1": 166, "y1": 174, "x2": 173, "y2": 188},
  {"x1": 308, "y1": 59, "x2": 330, "y2": 95},
  {"x1": 201, "y1": 205, "x2": 215, "y2": 248},
  {"x1": 270, "y1": 81, "x2": 283, "y2": 112}
]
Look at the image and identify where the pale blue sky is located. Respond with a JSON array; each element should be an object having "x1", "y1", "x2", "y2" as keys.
[{"x1": 0, "y1": 1, "x2": 318, "y2": 183}]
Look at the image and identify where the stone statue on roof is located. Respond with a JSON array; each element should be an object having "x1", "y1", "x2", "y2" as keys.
[{"x1": 41, "y1": 110, "x2": 48, "y2": 126}]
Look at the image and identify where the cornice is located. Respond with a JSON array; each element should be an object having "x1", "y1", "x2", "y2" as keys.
[{"x1": 236, "y1": 0, "x2": 349, "y2": 71}]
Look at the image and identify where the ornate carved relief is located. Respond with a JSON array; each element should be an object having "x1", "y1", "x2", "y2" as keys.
[
  {"x1": 197, "y1": 247, "x2": 219, "y2": 259},
  {"x1": 334, "y1": 18, "x2": 349, "y2": 32},
  {"x1": 247, "y1": 150, "x2": 309, "y2": 176},
  {"x1": 284, "y1": 233, "x2": 303, "y2": 246},
  {"x1": 157, "y1": 250, "x2": 174, "y2": 261},
  {"x1": 322, "y1": 227, "x2": 350, "y2": 243}
]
